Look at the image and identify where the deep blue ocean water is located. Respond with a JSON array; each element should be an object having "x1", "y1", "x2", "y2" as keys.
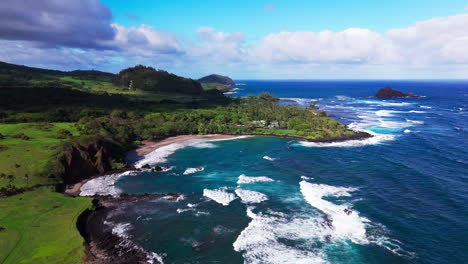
[{"x1": 92, "y1": 81, "x2": 468, "y2": 264}]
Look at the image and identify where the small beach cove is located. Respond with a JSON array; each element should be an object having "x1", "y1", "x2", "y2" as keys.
[{"x1": 75, "y1": 133, "x2": 408, "y2": 264}]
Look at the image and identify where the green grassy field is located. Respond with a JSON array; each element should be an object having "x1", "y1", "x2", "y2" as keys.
[
  {"x1": 0, "y1": 187, "x2": 92, "y2": 264},
  {"x1": 0, "y1": 123, "x2": 78, "y2": 188}
]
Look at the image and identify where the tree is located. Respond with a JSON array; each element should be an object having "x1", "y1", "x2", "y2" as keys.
[
  {"x1": 0, "y1": 174, "x2": 15, "y2": 185},
  {"x1": 24, "y1": 174, "x2": 29, "y2": 187}
]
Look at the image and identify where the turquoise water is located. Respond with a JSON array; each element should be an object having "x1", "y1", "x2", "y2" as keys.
[{"x1": 99, "y1": 81, "x2": 467, "y2": 264}]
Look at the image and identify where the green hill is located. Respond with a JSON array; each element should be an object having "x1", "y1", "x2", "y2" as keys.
[
  {"x1": 198, "y1": 74, "x2": 235, "y2": 85},
  {"x1": 117, "y1": 65, "x2": 204, "y2": 95}
]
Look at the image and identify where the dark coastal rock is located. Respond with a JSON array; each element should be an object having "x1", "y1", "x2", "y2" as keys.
[
  {"x1": 306, "y1": 131, "x2": 372, "y2": 143},
  {"x1": 141, "y1": 164, "x2": 151, "y2": 169},
  {"x1": 79, "y1": 194, "x2": 181, "y2": 264},
  {"x1": 375, "y1": 87, "x2": 421, "y2": 98}
]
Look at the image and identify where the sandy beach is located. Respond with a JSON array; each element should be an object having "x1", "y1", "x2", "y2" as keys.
[{"x1": 135, "y1": 134, "x2": 242, "y2": 156}]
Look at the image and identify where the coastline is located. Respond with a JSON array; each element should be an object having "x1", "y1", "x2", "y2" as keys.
[
  {"x1": 78, "y1": 194, "x2": 181, "y2": 264},
  {"x1": 133, "y1": 134, "x2": 244, "y2": 156},
  {"x1": 132, "y1": 131, "x2": 372, "y2": 158},
  {"x1": 75, "y1": 131, "x2": 372, "y2": 263}
]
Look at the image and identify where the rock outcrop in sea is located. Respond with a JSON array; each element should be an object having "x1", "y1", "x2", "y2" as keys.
[{"x1": 375, "y1": 87, "x2": 421, "y2": 98}]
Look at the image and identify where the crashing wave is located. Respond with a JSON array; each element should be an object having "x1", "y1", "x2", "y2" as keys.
[
  {"x1": 233, "y1": 207, "x2": 327, "y2": 264},
  {"x1": 203, "y1": 187, "x2": 237, "y2": 206},
  {"x1": 263, "y1": 156, "x2": 277, "y2": 161},
  {"x1": 183, "y1": 167, "x2": 205, "y2": 175},
  {"x1": 299, "y1": 181, "x2": 368, "y2": 243},
  {"x1": 105, "y1": 221, "x2": 165, "y2": 264},
  {"x1": 193, "y1": 142, "x2": 218, "y2": 148},
  {"x1": 237, "y1": 174, "x2": 275, "y2": 184},
  {"x1": 135, "y1": 136, "x2": 250, "y2": 168},
  {"x1": 80, "y1": 170, "x2": 139, "y2": 197},
  {"x1": 235, "y1": 189, "x2": 268, "y2": 203}
]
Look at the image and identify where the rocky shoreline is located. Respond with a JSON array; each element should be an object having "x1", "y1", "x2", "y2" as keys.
[
  {"x1": 78, "y1": 194, "x2": 180, "y2": 264},
  {"x1": 73, "y1": 130, "x2": 372, "y2": 263}
]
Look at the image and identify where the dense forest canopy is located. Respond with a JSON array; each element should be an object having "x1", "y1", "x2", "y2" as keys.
[{"x1": 116, "y1": 65, "x2": 204, "y2": 95}]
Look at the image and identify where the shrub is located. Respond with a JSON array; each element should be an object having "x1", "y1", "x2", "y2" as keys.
[
  {"x1": 35, "y1": 122, "x2": 54, "y2": 131},
  {"x1": 0, "y1": 133, "x2": 4, "y2": 139},
  {"x1": 56, "y1": 129, "x2": 72, "y2": 139},
  {"x1": 11, "y1": 133, "x2": 30, "y2": 140}
]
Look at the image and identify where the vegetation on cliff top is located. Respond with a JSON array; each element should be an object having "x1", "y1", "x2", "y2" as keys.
[
  {"x1": 198, "y1": 74, "x2": 235, "y2": 85},
  {"x1": 116, "y1": 65, "x2": 204, "y2": 95}
]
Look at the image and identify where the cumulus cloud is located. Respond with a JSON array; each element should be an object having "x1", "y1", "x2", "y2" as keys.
[
  {"x1": 253, "y1": 13, "x2": 468, "y2": 66},
  {"x1": 0, "y1": 40, "x2": 111, "y2": 70},
  {"x1": 110, "y1": 23, "x2": 183, "y2": 56},
  {"x1": 0, "y1": 0, "x2": 115, "y2": 49},
  {"x1": 190, "y1": 27, "x2": 246, "y2": 63},
  {"x1": 387, "y1": 14, "x2": 468, "y2": 64},
  {"x1": 253, "y1": 28, "x2": 398, "y2": 64}
]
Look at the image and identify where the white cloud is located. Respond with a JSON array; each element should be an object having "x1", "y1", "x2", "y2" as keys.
[
  {"x1": 190, "y1": 27, "x2": 246, "y2": 63},
  {"x1": 387, "y1": 14, "x2": 468, "y2": 64},
  {"x1": 253, "y1": 28, "x2": 398, "y2": 64},
  {"x1": 244, "y1": 13, "x2": 468, "y2": 70},
  {"x1": 2, "y1": 10, "x2": 468, "y2": 78},
  {"x1": 110, "y1": 23, "x2": 183, "y2": 56}
]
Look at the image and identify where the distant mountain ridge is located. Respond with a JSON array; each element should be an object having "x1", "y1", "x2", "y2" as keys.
[
  {"x1": 198, "y1": 74, "x2": 235, "y2": 85},
  {"x1": 0, "y1": 60, "x2": 113, "y2": 78}
]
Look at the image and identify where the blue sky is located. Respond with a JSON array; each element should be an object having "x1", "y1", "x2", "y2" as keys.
[
  {"x1": 104, "y1": 0, "x2": 467, "y2": 36},
  {"x1": 1, "y1": 0, "x2": 468, "y2": 79}
]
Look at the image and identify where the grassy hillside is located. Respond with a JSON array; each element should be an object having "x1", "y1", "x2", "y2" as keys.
[
  {"x1": 0, "y1": 188, "x2": 91, "y2": 264},
  {"x1": 0, "y1": 123, "x2": 79, "y2": 188}
]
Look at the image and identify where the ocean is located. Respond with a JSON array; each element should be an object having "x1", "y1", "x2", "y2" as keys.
[{"x1": 82, "y1": 80, "x2": 468, "y2": 264}]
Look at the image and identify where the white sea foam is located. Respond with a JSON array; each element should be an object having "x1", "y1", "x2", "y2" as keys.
[
  {"x1": 183, "y1": 167, "x2": 205, "y2": 175},
  {"x1": 80, "y1": 170, "x2": 139, "y2": 197},
  {"x1": 280, "y1": 97, "x2": 318, "y2": 107},
  {"x1": 176, "y1": 208, "x2": 194, "y2": 214},
  {"x1": 378, "y1": 119, "x2": 410, "y2": 129},
  {"x1": 299, "y1": 131, "x2": 394, "y2": 148},
  {"x1": 263, "y1": 156, "x2": 277, "y2": 161},
  {"x1": 237, "y1": 174, "x2": 275, "y2": 184},
  {"x1": 235, "y1": 189, "x2": 268, "y2": 203},
  {"x1": 375, "y1": 110, "x2": 402, "y2": 117},
  {"x1": 106, "y1": 221, "x2": 165, "y2": 264},
  {"x1": 404, "y1": 129, "x2": 412, "y2": 133},
  {"x1": 135, "y1": 136, "x2": 250, "y2": 168},
  {"x1": 301, "y1": 176, "x2": 313, "y2": 180},
  {"x1": 406, "y1": 119, "x2": 424, "y2": 124},
  {"x1": 233, "y1": 207, "x2": 327, "y2": 264},
  {"x1": 203, "y1": 187, "x2": 237, "y2": 206},
  {"x1": 336, "y1": 95, "x2": 352, "y2": 101},
  {"x1": 360, "y1": 100, "x2": 412, "y2": 107},
  {"x1": 192, "y1": 142, "x2": 217, "y2": 148},
  {"x1": 409, "y1": 110, "x2": 426, "y2": 113},
  {"x1": 299, "y1": 181, "x2": 369, "y2": 244},
  {"x1": 420, "y1": 105, "x2": 432, "y2": 109}
]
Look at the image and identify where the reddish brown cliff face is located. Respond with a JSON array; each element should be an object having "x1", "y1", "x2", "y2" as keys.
[{"x1": 59, "y1": 139, "x2": 113, "y2": 184}]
